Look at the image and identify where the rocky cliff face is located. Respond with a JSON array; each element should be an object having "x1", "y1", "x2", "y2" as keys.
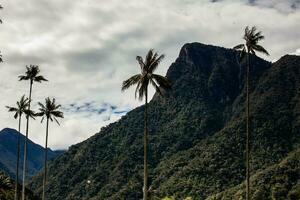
[{"x1": 30, "y1": 43, "x2": 299, "y2": 200}]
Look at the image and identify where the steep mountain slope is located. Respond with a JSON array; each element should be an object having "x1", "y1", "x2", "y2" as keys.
[
  {"x1": 30, "y1": 43, "x2": 299, "y2": 200},
  {"x1": 207, "y1": 147, "x2": 300, "y2": 200},
  {"x1": 0, "y1": 128, "x2": 63, "y2": 180}
]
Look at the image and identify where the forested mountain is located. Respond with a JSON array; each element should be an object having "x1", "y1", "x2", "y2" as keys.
[
  {"x1": 207, "y1": 147, "x2": 300, "y2": 200},
  {"x1": 30, "y1": 43, "x2": 300, "y2": 200},
  {"x1": 0, "y1": 128, "x2": 63, "y2": 180}
]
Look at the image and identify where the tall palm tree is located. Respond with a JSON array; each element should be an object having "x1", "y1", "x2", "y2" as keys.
[
  {"x1": 36, "y1": 97, "x2": 63, "y2": 200},
  {"x1": 18, "y1": 65, "x2": 47, "y2": 200},
  {"x1": 122, "y1": 49, "x2": 171, "y2": 200},
  {"x1": 234, "y1": 26, "x2": 269, "y2": 200},
  {"x1": 6, "y1": 95, "x2": 34, "y2": 200}
]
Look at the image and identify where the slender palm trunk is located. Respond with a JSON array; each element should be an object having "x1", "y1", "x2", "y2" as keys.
[
  {"x1": 42, "y1": 118, "x2": 49, "y2": 200},
  {"x1": 143, "y1": 88, "x2": 148, "y2": 200},
  {"x1": 22, "y1": 80, "x2": 33, "y2": 200},
  {"x1": 246, "y1": 51, "x2": 250, "y2": 200},
  {"x1": 14, "y1": 115, "x2": 22, "y2": 200}
]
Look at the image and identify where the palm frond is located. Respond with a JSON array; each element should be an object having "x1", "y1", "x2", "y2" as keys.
[
  {"x1": 34, "y1": 75, "x2": 48, "y2": 82},
  {"x1": 233, "y1": 44, "x2": 245, "y2": 51},
  {"x1": 152, "y1": 74, "x2": 171, "y2": 90},
  {"x1": 148, "y1": 54, "x2": 165, "y2": 73},
  {"x1": 51, "y1": 111, "x2": 64, "y2": 118},
  {"x1": 24, "y1": 110, "x2": 36, "y2": 120},
  {"x1": 145, "y1": 49, "x2": 154, "y2": 69},
  {"x1": 121, "y1": 74, "x2": 141, "y2": 91},
  {"x1": 252, "y1": 44, "x2": 270, "y2": 56},
  {"x1": 18, "y1": 75, "x2": 30, "y2": 81},
  {"x1": 6, "y1": 106, "x2": 18, "y2": 112},
  {"x1": 150, "y1": 79, "x2": 163, "y2": 97},
  {"x1": 53, "y1": 117, "x2": 61, "y2": 125},
  {"x1": 136, "y1": 56, "x2": 145, "y2": 71}
]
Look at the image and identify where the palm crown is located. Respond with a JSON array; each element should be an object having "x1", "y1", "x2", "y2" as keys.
[
  {"x1": 6, "y1": 95, "x2": 35, "y2": 119},
  {"x1": 234, "y1": 26, "x2": 269, "y2": 59},
  {"x1": 122, "y1": 49, "x2": 171, "y2": 100},
  {"x1": 36, "y1": 98, "x2": 64, "y2": 124},
  {"x1": 18, "y1": 65, "x2": 48, "y2": 83},
  {"x1": 0, "y1": 173, "x2": 11, "y2": 191}
]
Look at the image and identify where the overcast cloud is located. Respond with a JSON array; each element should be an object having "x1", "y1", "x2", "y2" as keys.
[{"x1": 0, "y1": 0, "x2": 299, "y2": 149}]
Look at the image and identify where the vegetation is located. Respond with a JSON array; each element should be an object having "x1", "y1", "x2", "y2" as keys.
[
  {"x1": 233, "y1": 26, "x2": 269, "y2": 200},
  {"x1": 122, "y1": 49, "x2": 171, "y2": 200},
  {"x1": 36, "y1": 98, "x2": 64, "y2": 200},
  {"x1": 207, "y1": 148, "x2": 300, "y2": 200},
  {"x1": 29, "y1": 43, "x2": 300, "y2": 199},
  {"x1": 18, "y1": 65, "x2": 47, "y2": 200},
  {"x1": 6, "y1": 96, "x2": 34, "y2": 200},
  {"x1": 0, "y1": 171, "x2": 40, "y2": 200}
]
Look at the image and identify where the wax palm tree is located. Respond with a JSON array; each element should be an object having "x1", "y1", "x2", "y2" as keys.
[
  {"x1": 6, "y1": 95, "x2": 34, "y2": 200},
  {"x1": 18, "y1": 65, "x2": 47, "y2": 200},
  {"x1": 36, "y1": 97, "x2": 63, "y2": 200},
  {"x1": 122, "y1": 49, "x2": 171, "y2": 200},
  {"x1": 234, "y1": 26, "x2": 269, "y2": 200}
]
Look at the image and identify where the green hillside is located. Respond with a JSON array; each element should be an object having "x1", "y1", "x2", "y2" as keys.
[
  {"x1": 30, "y1": 43, "x2": 300, "y2": 199},
  {"x1": 207, "y1": 147, "x2": 300, "y2": 200}
]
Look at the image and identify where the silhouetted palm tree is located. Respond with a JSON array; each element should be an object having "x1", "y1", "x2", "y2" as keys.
[
  {"x1": 234, "y1": 26, "x2": 269, "y2": 200},
  {"x1": 122, "y1": 49, "x2": 171, "y2": 200},
  {"x1": 36, "y1": 97, "x2": 63, "y2": 200},
  {"x1": 18, "y1": 65, "x2": 47, "y2": 200},
  {"x1": 6, "y1": 95, "x2": 34, "y2": 200}
]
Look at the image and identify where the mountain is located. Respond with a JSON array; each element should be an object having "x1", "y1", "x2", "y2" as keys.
[
  {"x1": 0, "y1": 128, "x2": 63, "y2": 181},
  {"x1": 30, "y1": 43, "x2": 300, "y2": 200}
]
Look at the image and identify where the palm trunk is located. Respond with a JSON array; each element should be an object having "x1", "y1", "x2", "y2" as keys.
[
  {"x1": 22, "y1": 80, "x2": 33, "y2": 200},
  {"x1": 42, "y1": 118, "x2": 49, "y2": 200},
  {"x1": 143, "y1": 88, "x2": 148, "y2": 200},
  {"x1": 246, "y1": 51, "x2": 250, "y2": 200},
  {"x1": 14, "y1": 115, "x2": 22, "y2": 200}
]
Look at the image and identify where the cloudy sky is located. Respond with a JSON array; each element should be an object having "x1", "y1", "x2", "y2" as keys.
[{"x1": 0, "y1": 0, "x2": 299, "y2": 150}]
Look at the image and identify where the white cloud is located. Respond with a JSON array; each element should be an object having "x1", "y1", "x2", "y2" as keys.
[{"x1": 0, "y1": 0, "x2": 299, "y2": 149}]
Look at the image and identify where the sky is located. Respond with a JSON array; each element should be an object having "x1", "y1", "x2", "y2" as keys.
[{"x1": 0, "y1": 0, "x2": 299, "y2": 150}]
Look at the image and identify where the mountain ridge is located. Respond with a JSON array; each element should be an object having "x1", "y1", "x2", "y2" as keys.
[{"x1": 0, "y1": 128, "x2": 63, "y2": 181}]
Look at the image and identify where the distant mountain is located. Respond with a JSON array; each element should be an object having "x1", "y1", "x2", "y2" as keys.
[
  {"x1": 0, "y1": 128, "x2": 63, "y2": 181},
  {"x1": 30, "y1": 43, "x2": 300, "y2": 199}
]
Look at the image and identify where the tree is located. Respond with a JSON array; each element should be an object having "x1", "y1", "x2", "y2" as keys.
[
  {"x1": 36, "y1": 97, "x2": 63, "y2": 200},
  {"x1": 18, "y1": 65, "x2": 48, "y2": 200},
  {"x1": 0, "y1": 173, "x2": 12, "y2": 191},
  {"x1": 122, "y1": 49, "x2": 171, "y2": 200},
  {"x1": 6, "y1": 95, "x2": 34, "y2": 200},
  {"x1": 234, "y1": 26, "x2": 269, "y2": 200}
]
